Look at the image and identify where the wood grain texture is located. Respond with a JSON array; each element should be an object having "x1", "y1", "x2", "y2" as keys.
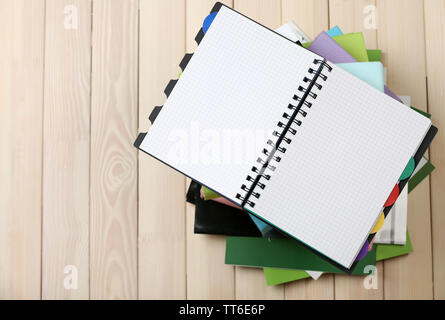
[
  {"x1": 42, "y1": 0, "x2": 91, "y2": 299},
  {"x1": 185, "y1": 0, "x2": 236, "y2": 300},
  {"x1": 236, "y1": 267, "x2": 284, "y2": 299},
  {"x1": 424, "y1": 0, "x2": 445, "y2": 300},
  {"x1": 235, "y1": 0, "x2": 281, "y2": 29},
  {"x1": 0, "y1": 0, "x2": 45, "y2": 299},
  {"x1": 334, "y1": 267, "x2": 383, "y2": 299},
  {"x1": 377, "y1": 0, "x2": 433, "y2": 299},
  {"x1": 329, "y1": 0, "x2": 384, "y2": 300},
  {"x1": 90, "y1": 0, "x2": 138, "y2": 299},
  {"x1": 232, "y1": 0, "x2": 285, "y2": 300},
  {"x1": 285, "y1": 276, "x2": 334, "y2": 300},
  {"x1": 0, "y1": 0, "x2": 443, "y2": 300},
  {"x1": 138, "y1": 0, "x2": 187, "y2": 299},
  {"x1": 281, "y1": 0, "x2": 328, "y2": 39}
]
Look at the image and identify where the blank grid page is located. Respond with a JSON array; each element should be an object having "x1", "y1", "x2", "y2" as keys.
[
  {"x1": 140, "y1": 6, "x2": 320, "y2": 204},
  {"x1": 251, "y1": 64, "x2": 431, "y2": 268}
]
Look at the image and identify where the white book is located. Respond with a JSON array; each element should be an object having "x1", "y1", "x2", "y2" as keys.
[
  {"x1": 306, "y1": 270, "x2": 323, "y2": 280},
  {"x1": 137, "y1": 4, "x2": 432, "y2": 269},
  {"x1": 275, "y1": 22, "x2": 311, "y2": 44}
]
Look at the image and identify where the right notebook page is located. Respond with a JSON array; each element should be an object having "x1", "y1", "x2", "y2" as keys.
[{"x1": 248, "y1": 63, "x2": 431, "y2": 269}]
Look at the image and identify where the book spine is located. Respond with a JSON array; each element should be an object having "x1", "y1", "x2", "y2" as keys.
[{"x1": 236, "y1": 59, "x2": 333, "y2": 208}]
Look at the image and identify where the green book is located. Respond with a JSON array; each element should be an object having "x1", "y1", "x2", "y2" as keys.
[
  {"x1": 225, "y1": 236, "x2": 376, "y2": 273},
  {"x1": 367, "y1": 49, "x2": 382, "y2": 62},
  {"x1": 264, "y1": 268, "x2": 310, "y2": 285},
  {"x1": 409, "y1": 160, "x2": 435, "y2": 193},
  {"x1": 264, "y1": 231, "x2": 413, "y2": 286},
  {"x1": 376, "y1": 231, "x2": 413, "y2": 260}
]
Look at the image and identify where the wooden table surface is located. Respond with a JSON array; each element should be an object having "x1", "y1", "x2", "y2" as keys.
[{"x1": 0, "y1": 0, "x2": 444, "y2": 300}]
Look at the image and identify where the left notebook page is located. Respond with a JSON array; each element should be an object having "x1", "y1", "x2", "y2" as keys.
[{"x1": 138, "y1": 5, "x2": 320, "y2": 204}]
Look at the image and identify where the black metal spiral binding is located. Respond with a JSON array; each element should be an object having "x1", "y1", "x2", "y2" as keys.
[{"x1": 236, "y1": 59, "x2": 333, "y2": 208}]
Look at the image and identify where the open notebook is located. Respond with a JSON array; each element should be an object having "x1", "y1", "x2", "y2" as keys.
[{"x1": 135, "y1": 3, "x2": 434, "y2": 270}]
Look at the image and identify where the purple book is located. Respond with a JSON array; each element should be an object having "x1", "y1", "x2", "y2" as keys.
[{"x1": 307, "y1": 32, "x2": 402, "y2": 103}]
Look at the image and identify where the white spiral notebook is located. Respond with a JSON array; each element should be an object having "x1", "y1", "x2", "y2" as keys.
[{"x1": 135, "y1": 4, "x2": 433, "y2": 270}]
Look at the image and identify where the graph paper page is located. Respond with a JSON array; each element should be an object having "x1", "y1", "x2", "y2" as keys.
[
  {"x1": 250, "y1": 64, "x2": 431, "y2": 268},
  {"x1": 139, "y1": 5, "x2": 320, "y2": 204}
]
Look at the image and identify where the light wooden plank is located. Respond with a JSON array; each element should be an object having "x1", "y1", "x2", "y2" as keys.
[
  {"x1": 329, "y1": 0, "x2": 377, "y2": 46},
  {"x1": 280, "y1": 0, "x2": 333, "y2": 300},
  {"x1": 185, "y1": 0, "x2": 236, "y2": 300},
  {"x1": 138, "y1": 0, "x2": 187, "y2": 299},
  {"x1": 232, "y1": 0, "x2": 284, "y2": 300},
  {"x1": 42, "y1": 0, "x2": 91, "y2": 299},
  {"x1": 234, "y1": 0, "x2": 281, "y2": 30},
  {"x1": 235, "y1": 267, "x2": 284, "y2": 299},
  {"x1": 334, "y1": 265, "x2": 384, "y2": 299},
  {"x1": 424, "y1": 0, "x2": 445, "y2": 300},
  {"x1": 285, "y1": 276, "x2": 334, "y2": 300},
  {"x1": 328, "y1": 0, "x2": 384, "y2": 300},
  {"x1": 90, "y1": 0, "x2": 138, "y2": 299},
  {"x1": 235, "y1": 0, "x2": 281, "y2": 29},
  {"x1": 377, "y1": 0, "x2": 433, "y2": 299},
  {"x1": 282, "y1": 0, "x2": 329, "y2": 39},
  {"x1": 0, "y1": 0, "x2": 45, "y2": 300}
]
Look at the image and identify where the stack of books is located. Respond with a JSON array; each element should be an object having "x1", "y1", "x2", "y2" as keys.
[{"x1": 135, "y1": 3, "x2": 437, "y2": 283}]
